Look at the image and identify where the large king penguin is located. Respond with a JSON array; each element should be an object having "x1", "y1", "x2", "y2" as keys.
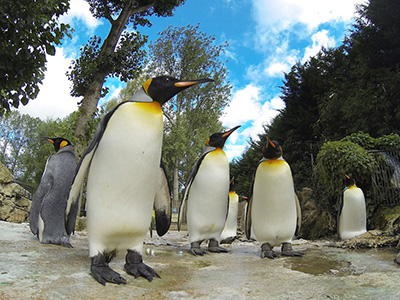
[
  {"x1": 30, "y1": 137, "x2": 77, "y2": 247},
  {"x1": 66, "y1": 76, "x2": 212, "y2": 285},
  {"x1": 220, "y1": 179, "x2": 239, "y2": 243},
  {"x1": 338, "y1": 174, "x2": 367, "y2": 240},
  {"x1": 245, "y1": 139, "x2": 303, "y2": 259},
  {"x1": 178, "y1": 125, "x2": 241, "y2": 255}
]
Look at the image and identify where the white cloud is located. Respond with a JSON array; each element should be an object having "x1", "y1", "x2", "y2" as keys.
[
  {"x1": 17, "y1": 48, "x2": 80, "y2": 120},
  {"x1": 302, "y1": 30, "x2": 336, "y2": 61},
  {"x1": 60, "y1": 0, "x2": 101, "y2": 29},
  {"x1": 252, "y1": 0, "x2": 360, "y2": 32},
  {"x1": 220, "y1": 84, "x2": 261, "y2": 128},
  {"x1": 221, "y1": 85, "x2": 283, "y2": 146}
]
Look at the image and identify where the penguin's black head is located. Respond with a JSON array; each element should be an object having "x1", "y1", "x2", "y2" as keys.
[
  {"x1": 143, "y1": 75, "x2": 214, "y2": 105},
  {"x1": 262, "y1": 139, "x2": 282, "y2": 159},
  {"x1": 206, "y1": 125, "x2": 241, "y2": 149},
  {"x1": 46, "y1": 137, "x2": 72, "y2": 152},
  {"x1": 345, "y1": 174, "x2": 355, "y2": 187}
]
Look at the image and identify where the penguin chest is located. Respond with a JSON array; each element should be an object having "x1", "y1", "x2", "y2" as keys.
[
  {"x1": 187, "y1": 149, "x2": 230, "y2": 241},
  {"x1": 86, "y1": 102, "x2": 163, "y2": 243},
  {"x1": 339, "y1": 186, "x2": 367, "y2": 239},
  {"x1": 251, "y1": 159, "x2": 297, "y2": 245}
]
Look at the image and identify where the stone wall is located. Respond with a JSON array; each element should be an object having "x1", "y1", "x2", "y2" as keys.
[{"x1": 0, "y1": 162, "x2": 31, "y2": 223}]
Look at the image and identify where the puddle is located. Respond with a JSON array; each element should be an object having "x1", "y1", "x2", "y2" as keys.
[{"x1": 285, "y1": 249, "x2": 351, "y2": 275}]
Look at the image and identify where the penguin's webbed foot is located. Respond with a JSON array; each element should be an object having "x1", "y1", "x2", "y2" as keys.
[
  {"x1": 60, "y1": 235, "x2": 73, "y2": 248},
  {"x1": 190, "y1": 241, "x2": 207, "y2": 256},
  {"x1": 281, "y1": 242, "x2": 304, "y2": 257},
  {"x1": 91, "y1": 254, "x2": 126, "y2": 285},
  {"x1": 261, "y1": 243, "x2": 278, "y2": 259},
  {"x1": 124, "y1": 250, "x2": 160, "y2": 282},
  {"x1": 208, "y1": 239, "x2": 231, "y2": 253}
]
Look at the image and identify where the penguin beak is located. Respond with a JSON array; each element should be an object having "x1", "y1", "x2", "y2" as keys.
[
  {"x1": 174, "y1": 78, "x2": 214, "y2": 88},
  {"x1": 268, "y1": 139, "x2": 276, "y2": 148},
  {"x1": 47, "y1": 138, "x2": 54, "y2": 144},
  {"x1": 222, "y1": 125, "x2": 241, "y2": 138}
]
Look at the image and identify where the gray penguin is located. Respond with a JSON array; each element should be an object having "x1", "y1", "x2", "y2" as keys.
[{"x1": 29, "y1": 137, "x2": 77, "y2": 247}]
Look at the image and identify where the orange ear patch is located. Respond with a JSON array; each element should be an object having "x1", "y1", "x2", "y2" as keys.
[{"x1": 60, "y1": 140, "x2": 68, "y2": 149}]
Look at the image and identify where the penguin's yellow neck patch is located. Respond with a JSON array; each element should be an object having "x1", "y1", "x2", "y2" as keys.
[
  {"x1": 134, "y1": 101, "x2": 162, "y2": 115},
  {"x1": 348, "y1": 185, "x2": 357, "y2": 189},
  {"x1": 211, "y1": 148, "x2": 225, "y2": 154},
  {"x1": 229, "y1": 191, "x2": 236, "y2": 196},
  {"x1": 261, "y1": 159, "x2": 285, "y2": 166}
]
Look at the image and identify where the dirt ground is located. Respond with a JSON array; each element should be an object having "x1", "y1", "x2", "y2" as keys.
[{"x1": 1, "y1": 221, "x2": 400, "y2": 300}]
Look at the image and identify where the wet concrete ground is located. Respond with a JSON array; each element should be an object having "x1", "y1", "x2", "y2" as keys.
[{"x1": 1, "y1": 221, "x2": 400, "y2": 300}]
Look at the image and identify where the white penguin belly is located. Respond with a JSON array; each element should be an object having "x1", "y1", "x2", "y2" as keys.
[
  {"x1": 251, "y1": 159, "x2": 297, "y2": 246},
  {"x1": 339, "y1": 187, "x2": 367, "y2": 240},
  {"x1": 187, "y1": 149, "x2": 229, "y2": 243},
  {"x1": 220, "y1": 192, "x2": 239, "y2": 240},
  {"x1": 86, "y1": 102, "x2": 163, "y2": 256}
]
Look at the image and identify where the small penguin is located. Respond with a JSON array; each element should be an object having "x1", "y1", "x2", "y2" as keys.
[
  {"x1": 220, "y1": 179, "x2": 239, "y2": 244},
  {"x1": 29, "y1": 137, "x2": 77, "y2": 247},
  {"x1": 66, "y1": 76, "x2": 213, "y2": 285},
  {"x1": 178, "y1": 125, "x2": 241, "y2": 255},
  {"x1": 338, "y1": 174, "x2": 367, "y2": 240},
  {"x1": 245, "y1": 138, "x2": 303, "y2": 259}
]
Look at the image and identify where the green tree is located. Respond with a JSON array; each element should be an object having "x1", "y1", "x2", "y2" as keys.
[
  {"x1": 110, "y1": 25, "x2": 230, "y2": 208},
  {"x1": 67, "y1": 0, "x2": 185, "y2": 154},
  {"x1": 0, "y1": 111, "x2": 81, "y2": 189},
  {"x1": 0, "y1": 0, "x2": 71, "y2": 114}
]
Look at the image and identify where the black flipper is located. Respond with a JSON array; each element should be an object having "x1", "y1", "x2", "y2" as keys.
[{"x1": 153, "y1": 159, "x2": 172, "y2": 236}]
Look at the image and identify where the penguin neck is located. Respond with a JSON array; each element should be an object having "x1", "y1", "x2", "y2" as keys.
[
  {"x1": 57, "y1": 145, "x2": 74, "y2": 154},
  {"x1": 129, "y1": 87, "x2": 153, "y2": 103},
  {"x1": 202, "y1": 145, "x2": 218, "y2": 155}
]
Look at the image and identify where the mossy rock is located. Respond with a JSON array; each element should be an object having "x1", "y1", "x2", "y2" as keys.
[{"x1": 372, "y1": 206, "x2": 400, "y2": 231}]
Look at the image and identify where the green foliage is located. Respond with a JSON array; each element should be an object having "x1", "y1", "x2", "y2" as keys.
[
  {"x1": 0, "y1": 0, "x2": 71, "y2": 113},
  {"x1": 316, "y1": 141, "x2": 377, "y2": 197},
  {"x1": 147, "y1": 24, "x2": 231, "y2": 194},
  {"x1": 67, "y1": 32, "x2": 147, "y2": 98},
  {"x1": 233, "y1": 0, "x2": 400, "y2": 206},
  {"x1": 0, "y1": 111, "x2": 90, "y2": 189}
]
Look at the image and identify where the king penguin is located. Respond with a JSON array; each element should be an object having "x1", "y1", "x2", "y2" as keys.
[
  {"x1": 338, "y1": 174, "x2": 367, "y2": 240},
  {"x1": 245, "y1": 138, "x2": 303, "y2": 259},
  {"x1": 65, "y1": 75, "x2": 213, "y2": 285},
  {"x1": 178, "y1": 125, "x2": 241, "y2": 255},
  {"x1": 220, "y1": 178, "x2": 239, "y2": 244},
  {"x1": 29, "y1": 137, "x2": 77, "y2": 247}
]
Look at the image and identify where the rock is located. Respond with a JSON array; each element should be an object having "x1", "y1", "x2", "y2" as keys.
[
  {"x1": 396, "y1": 252, "x2": 400, "y2": 265},
  {"x1": 372, "y1": 205, "x2": 400, "y2": 232},
  {"x1": 297, "y1": 188, "x2": 336, "y2": 239},
  {"x1": 336, "y1": 230, "x2": 400, "y2": 249},
  {"x1": 0, "y1": 162, "x2": 13, "y2": 183},
  {"x1": 0, "y1": 169, "x2": 31, "y2": 223}
]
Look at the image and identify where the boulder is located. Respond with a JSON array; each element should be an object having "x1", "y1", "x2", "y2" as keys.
[
  {"x1": 297, "y1": 188, "x2": 336, "y2": 240},
  {"x1": 0, "y1": 162, "x2": 31, "y2": 223},
  {"x1": 0, "y1": 162, "x2": 13, "y2": 183}
]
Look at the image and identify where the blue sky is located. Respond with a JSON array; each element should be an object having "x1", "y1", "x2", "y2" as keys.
[{"x1": 17, "y1": 0, "x2": 365, "y2": 160}]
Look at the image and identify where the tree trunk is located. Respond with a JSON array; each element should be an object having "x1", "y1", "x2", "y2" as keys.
[{"x1": 73, "y1": 2, "x2": 154, "y2": 155}]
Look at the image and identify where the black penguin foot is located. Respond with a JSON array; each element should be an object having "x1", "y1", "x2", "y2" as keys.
[
  {"x1": 190, "y1": 241, "x2": 207, "y2": 256},
  {"x1": 91, "y1": 254, "x2": 126, "y2": 285},
  {"x1": 60, "y1": 235, "x2": 73, "y2": 248},
  {"x1": 208, "y1": 239, "x2": 230, "y2": 253},
  {"x1": 261, "y1": 243, "x2": 278, "y2": 259},
  {"x1": 281, "y1": 242, "x2": 304, "y2": 257},
  {"x1": 124, "y1": 250, "x2": 160, "y2": 282},
  {"x1": 220, "y1": 236, "x2": 236, "y2": 244}
]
